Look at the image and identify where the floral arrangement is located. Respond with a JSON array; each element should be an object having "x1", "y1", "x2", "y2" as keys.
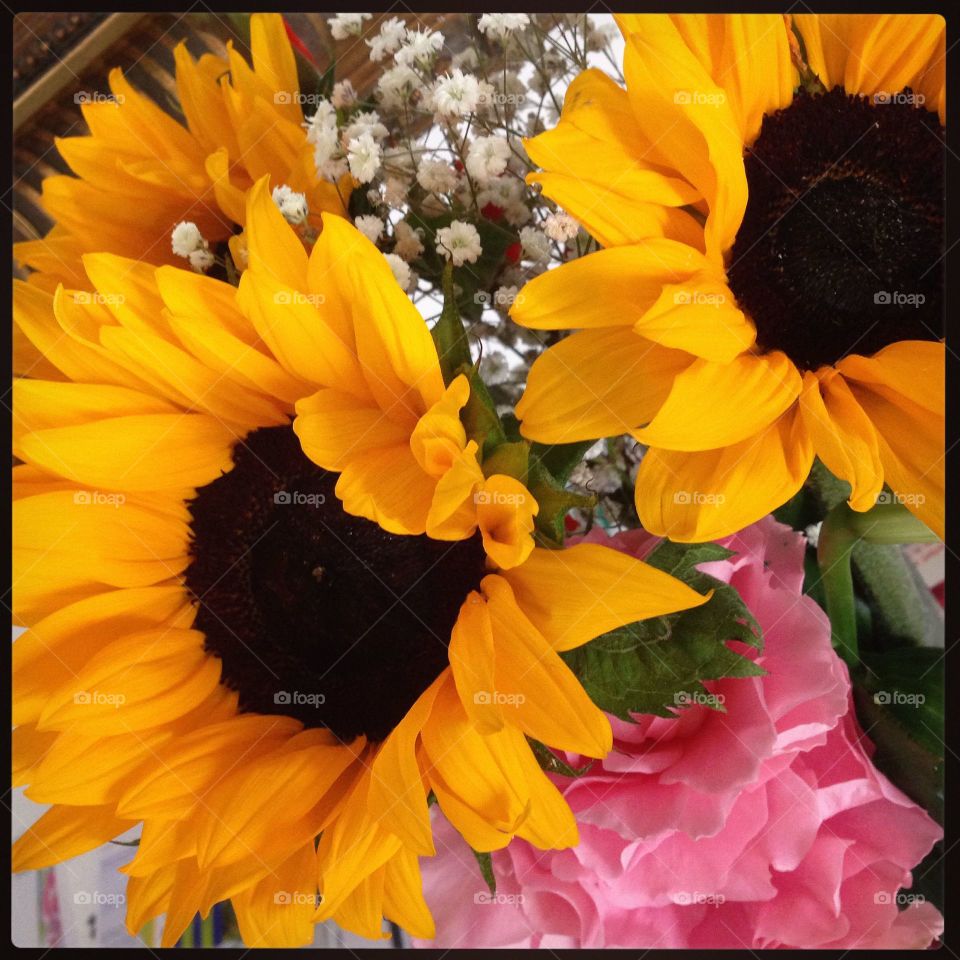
[{"x1": 12, "y1": 11, "x2": 944, "y2": 950}]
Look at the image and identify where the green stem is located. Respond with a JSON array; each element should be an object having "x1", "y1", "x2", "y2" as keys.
[{"x1": 817, "y1": 500, "x2": 939, "y2": 666}]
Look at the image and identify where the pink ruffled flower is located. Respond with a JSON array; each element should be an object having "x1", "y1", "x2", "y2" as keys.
[{"x1": 415, "y1": 517, "x2": 943, "y2": 949}]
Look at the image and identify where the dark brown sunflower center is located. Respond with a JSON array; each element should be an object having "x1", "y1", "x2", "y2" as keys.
[
  {"x1": 727, "y1": 86, "x2": 944, "y2": 370},
  {"x1": 185, "y1": 425, "x2": 487, "y2": 743}
]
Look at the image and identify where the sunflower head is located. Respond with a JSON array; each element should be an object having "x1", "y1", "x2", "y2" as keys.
[{"x1": 513, "y1": 13, "x2": 945, "y2": 542}]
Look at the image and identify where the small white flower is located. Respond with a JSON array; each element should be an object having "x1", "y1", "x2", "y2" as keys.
[
  {"x1": 477, "y1": 13, "x2": 530, "y2": 41},
  {"x1": 416, "y1": 159, "x2": 459, "y2": 194},
  {"x1": 331, "y1": 80, "x2": 356, "y2": 109},
  {"x1": 188, "y1": 247, "x2": 215, "y2": 272},
  {"x1": 586, "y1": 18, "x2": 618, "y2": 51},
  {"x1": 313, "y1": 125, "x2": 347, "y2": 181},
  {"x1": 477, "y1": 178, "x2": 523, "y2": 209},
  {"x1": 395, "y1": 27, "x2": 444, "y2": 68},
  {"x1": 342, "y1": 110, "x2": 389, "y2": 144},
  {"x1": 354, "y1": 214, "x2": 384, "y2": 244},
  {"x1": 431, "y1": 69, "x2": 481, "y2": 118},
  {"x1": 303, "y1": 101, "x2": 337, "y2": 145},
  {"x1": 367, "y1": 16, "x2": 407, "y2": 61},
  {"x1": 347, "y1": 132, "x2": 382, "y2": 183},
  {"x1": 466, "y1": 135, "x2": 511, "y2": 183},
  {"x1": 393, "y1": 221, "x2": 425, "y2": 260},
  {"x1": 436, "y1": 220, "x2": 482, "y2": 266},
  {"x1": 271, "y1": 185, "x2": 309, "y2": 226},
  {"x1": 384, "y1": 252, "x2": 413, "y2": 291},
  {"x1": 328, "y1": 13, "x2": 370, "y2": 40},
  {"x1": 377, "y1": 64, "x2": 422, "y2": 109},
  {"x1": 519, "y1": 225, "x2": 550, "y2": 261},
  {"x1": 171, "y1": 221, "x2": 205, "y2": 258},
  {"x1": 543, "y1": 211, "x2": 579, "y2": 242},
  {"x1": 504, "y1": 203, "x2": 533, "y2": 227}
]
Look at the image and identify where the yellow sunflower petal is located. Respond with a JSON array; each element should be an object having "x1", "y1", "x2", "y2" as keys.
[
  {"x1": 333, "y1": 442, "x2": 437, "y2": 536},
  {"x1": 232, "y1": 842, "x2": 318, "y2": 948},
  {"x1": 500, "y1": 544, "x2": 710, "y2": 652},
  {"x1": 634, "y1": 273, "x2": 757, "y2": 361},
  {"x1": 421, "y1": 674, "x2": 530, "y2": 848},
  {"x1": 425, "y1": 440, "x2": 485, "y2": 541},
  {"x1": 510, "y1": 240, "x2": 708, "y2": 330},
  {"x1": 249, "y1": 13, "x2": 301, "y2": 123},
  {"x1": 410, "y1": 374, "x2": 470, "y2": 477},
  {"x1": 13, "y1": 491, "x2": 189, "y2": 623},
  {"x1": 632, "y1": 351, "x2": 802, "y2": 451},
  {"x1": 483, "y1": 574, "x2": 611, "y2": 757},
  {"x1": 668, "y1": 14, "x2": 795, "y2": 144},
  {"x1": 13, "y1": 586, "x2": 191, "y2": 726},
  {"x1": 636, "y1": 405, "x2": 814, "y2": 542},
  {"x1": 837, "y1": 340, "x2": 943, "y2": 415},
  {"x1": 476, "y1": 475, "x2": 538, "y2": 570},
  {"x1": 846, "y1": 380, "x2": 944, "y2": 539},
  {"x1": 329, "y1": 867, "x2": 389, "y2": 941},
  {"x1": 517, "y1": 328, "x2": 692, "y2": 445},
  {"x1": 618, "y1": 14, "x2": 748, "y2": 256},
  {"x1": 196, "y1": 735, "x2": 356, "y2": 870},
  {"x1": 799, "y1": 370, "x2": 883, "y2": 512},
  {"x1": 294, "y1": 388, "x2": 409, "y2": 470},
  {"x1": 367, "y1": 675, "x2": 444, "y2": 856},
  {"x1": 383, "y1": 847, "x2": 435, "y2": 940},
  {"x1": 16, "y1": 411, "x2": 236, "y2": 492},
  {"x1": 524, "y1": 68, "x2": 702, "y2": 246},
  {"x1": 794, "y1": 14, "x2": 945, "y2": 122},
  {"x1": 37, "y1": 628, "x2": 221, "y2": 735},
  {"x1": 116, "y1": 714, "x2": 301, "y2": 820},
  {"x1": 319, "y1": 213, "x2": 446, "y2": 419},
  {"x1": 244, "y1": 175, "x2": 309, "y2": 289},
  {"x1": 449, "y1": 591, "x2": 503, "y2": 735},
  {"x1": 12, "y1": 804, "x2": 136, "y2": 872}
]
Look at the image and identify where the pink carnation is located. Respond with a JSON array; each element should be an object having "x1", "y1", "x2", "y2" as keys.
[{"x1": 416, "y1": 517, "x2": 943, "y2": 949}]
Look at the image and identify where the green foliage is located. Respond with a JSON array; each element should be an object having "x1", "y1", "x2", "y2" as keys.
[{"x1": 562, "y1": 542, "x2": 764, "y2": 720}]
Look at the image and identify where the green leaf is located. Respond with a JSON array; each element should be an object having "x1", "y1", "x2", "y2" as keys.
[
  {"x1": 473, "y1": 849, "x2": 496, "y2": 895},
  {"x1": 562, "y1": 541, "x2": 764, "y2": 719},
  {"x1": 454, "y1": 362, "x2": 506, "y2": 455},
  {"x1": 858, "y1": 648, "x2": 944, "y2": 759},
  {"x1": 530, "y1": 439, "x2": 596, "y2": 485},
  {"x1": 527, "y1": 456, "x2": 595, "y2": 546},
  {"x1": 481, "y1": 441, "x2": 529, "y2": 483},
  {"x1": 431, "y1": 263, "x2": 473, "y2": 384}
]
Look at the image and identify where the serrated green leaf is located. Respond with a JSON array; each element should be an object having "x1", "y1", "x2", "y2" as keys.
[
  {"x1": 527, "y1": 457, "x2": 595, "y2": 546},
  {"x1": 562, "y1": 540, "x2": 763, "y2": 719}
]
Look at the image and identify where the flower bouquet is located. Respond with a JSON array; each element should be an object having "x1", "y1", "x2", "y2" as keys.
[{"x1": 12, "y1": 11, "x2": 945, "y2": 950}]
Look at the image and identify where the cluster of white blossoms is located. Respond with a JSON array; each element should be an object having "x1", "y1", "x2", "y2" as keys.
[
  {"x1": 170, "y1": 221, "x2": 213, "y2": 272},
  {"x1": 299, "y1": 12, "x2": 615, "y2": 393}
]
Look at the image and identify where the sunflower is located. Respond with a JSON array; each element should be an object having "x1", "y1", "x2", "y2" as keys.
[
  {"x1": 512, "y1": 14, "x2": 944, "y2": 542},
  {"x1": 16, "y1": 13, "x2": 344, "y2": 293},
  {"x1": 12, "y1": 177, "x2": 707, "y2": 946}
]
